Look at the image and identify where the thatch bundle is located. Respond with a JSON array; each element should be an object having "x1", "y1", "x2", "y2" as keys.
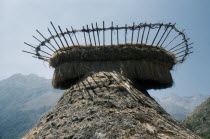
[
  {"x1": 49, "y1": 44, "x2": 176, "y2": 68},
  {"x1": 49, "y1": 44, "x2": 176, "y2": 90}
]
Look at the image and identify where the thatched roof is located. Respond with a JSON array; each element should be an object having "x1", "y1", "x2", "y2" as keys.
[
  {"x1": 23, "y1": 22, "x2": 192, "y2": 90},
  {"x1": 50, "y1": 44, "x2": 175, "y2": 90},
  {"x1": 23, "y1": 72, "x2": 201, "y2": 139},
  {"x1": 23, "y1": 22, "x2": 192, "y2": 64},
  {"x1": 49, "y1": 44, "x2": 176, "y2": 68}
]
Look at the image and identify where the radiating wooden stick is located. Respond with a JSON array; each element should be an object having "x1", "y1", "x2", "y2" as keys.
[
  {"x1": 32, "y1": 35, "x2": 54, "y2": 52},
  {"x1": 175, "y1": 47, "x2": 193, "y2": 55},
  {"x1": 160, "y1": 23, "x2": 176, "y2": 47},
  {"x1": 111, "y1": 21, "x2": 113, "y2": 45},
  {"x1": 151, "y1": 24, "x2": 162, "y2": 46},
  {"x1": 168, "y1": 39, "x2": 190, "y2": 51},
  {"x1": 66, "y1": 28, "x2": 75, "y2": 46},
  {"x1": 136, "y1": 24, "x2": 141, "y2": 44},
  {"x1": 83, "y1": 26, "x2": 87, "y2": 46},
  {"x1": 22, "y1": 50, "x2": 49, "y2": 59},
  {"x1": 125, "y1": 24, "x2": 127, "y2": 44},
  {"x1": 91, "y1": 23, "x2": 97, "y2": 46},
  {"x1": 87, "y1": 25, "x2": 92, "y2": 46},
  {"x1": 36, "y1": 29, "x2": 57, "y2": 51},
  {"x1": 50, "y1": 22, "x2": 65, "y2": 47},
  {"x1": 103, "y1": 21, "x2": 105, "y2": 46},
  {"x1": 71, "y1": 26, "x2": 80, "y2": 46},
  {"x1": 141, "y1": 23, "x2": 146, "y2": 44},
  {"x1": 58, "y1": 26, "x2": 70, "y2": 47},
  {"x1": 48, "y1": 28, "x2": 61, "y2": 49},
  {"x1": 24, "y1": 42, "x2": 51, "y2": 56},
  {"x1": 131, "y1": 22, "x2": 135, "y2": 44},
  {"x1": 96, "y1": 22, "x2": 100, "y2": 46},
  {"x1": 164, "y1": 29, "x2": 185, "y2": 49},
  {"x1": 145, "y1": 23, "x2": 151, "y2": 44},
  {"x1": 156, "y1": 23, "x2": 171, "y2": 47},
  {"x1": 117, "y1": 25, "x2": 119, "y2": 45}
]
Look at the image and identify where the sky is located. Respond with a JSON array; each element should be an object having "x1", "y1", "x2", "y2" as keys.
[{"x1": 0, "y1": 0, "x2": 210, "y2": 96}]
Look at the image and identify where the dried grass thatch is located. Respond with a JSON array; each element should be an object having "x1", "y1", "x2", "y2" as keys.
[
  {"x1": 49, "y1": 44, "x2": 176, "y2": 68},
  {"x1": 50, "y1": 44, "x2": 175, "y2": 90},
  {"x1": 52, "y1": 60, "x2": 173, "y2": 90}
]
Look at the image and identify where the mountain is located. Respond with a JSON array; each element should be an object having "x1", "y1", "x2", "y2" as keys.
[
  {"x1": 152, "y1": 94, "x2": 207, "y2": 120},
  {"x1": 182, "y1": 97, "x2": 210, "y2": 138},
  {"x1": 0, "y1": 74, "x2": 62, "y2": 139}
]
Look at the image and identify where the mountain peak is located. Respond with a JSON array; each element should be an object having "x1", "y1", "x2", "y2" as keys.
[
  {"x1": 8, "y1": 73, "x2": 44, "y2": 80},
  {"x1": 0, "y1": 73, "x2": 51, "y2": 90},
  {"x1": 8, "y1": 73, "x2": 23, "y2": 78}
]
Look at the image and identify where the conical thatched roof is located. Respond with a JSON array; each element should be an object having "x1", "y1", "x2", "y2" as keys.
[
  {"x1": 22, "y1": 22, "x2": 197, "y2": 139},
  {"x1": 23, "y1": 72, "x2": 200, "y2": 139},
  {"x1": 50, "y1": 44, "x2": 176, "y2": 90}
]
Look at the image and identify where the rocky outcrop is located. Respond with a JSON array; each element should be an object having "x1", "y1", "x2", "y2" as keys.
[{"x1": 24, "y1": 72, "x2": 200, "y2": 139}]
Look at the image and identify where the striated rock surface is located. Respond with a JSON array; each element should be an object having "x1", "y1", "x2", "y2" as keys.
[{"x1": 24, "y1": 72, "x2": 200, "y2": 139}]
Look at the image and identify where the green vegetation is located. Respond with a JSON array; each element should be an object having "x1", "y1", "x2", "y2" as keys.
[{"x1": 182, "y1": 97, "x2": 210, "y2": 138}]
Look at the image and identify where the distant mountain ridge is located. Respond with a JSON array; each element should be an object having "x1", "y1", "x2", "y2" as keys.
[
  {"x1": 182, "y1": 97, "x2": 210, "y2": 138},
  {"x1": 0, "y1": 74, "x2": 62, "y2": 139}
]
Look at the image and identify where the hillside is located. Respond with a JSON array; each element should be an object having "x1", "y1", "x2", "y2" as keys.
[
  {"x1": 182, "y1": 97, "x2": 210, "y2": 138},
  {"x1": 153, "y1": 95, "x2": 207, "y2": 120},
  {"x1": 0, "y1": 74, "x2": 62, "y2": 139}
]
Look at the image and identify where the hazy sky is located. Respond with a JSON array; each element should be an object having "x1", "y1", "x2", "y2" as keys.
[{"x1": 1, "y1": 0, "x2": 210, "y2": 96}]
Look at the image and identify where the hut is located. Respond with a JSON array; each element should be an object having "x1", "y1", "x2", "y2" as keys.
[{"x1": 22, "y1": 22, "x2": 199, "y2": 139}]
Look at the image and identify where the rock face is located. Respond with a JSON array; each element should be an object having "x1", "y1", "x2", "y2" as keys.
[
  {"x1": 183, "y1": 97, "x2": 210, "y2": 138},
  {"x1": 24, "y1": 72, "x2": 200, "y2": 139}
]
